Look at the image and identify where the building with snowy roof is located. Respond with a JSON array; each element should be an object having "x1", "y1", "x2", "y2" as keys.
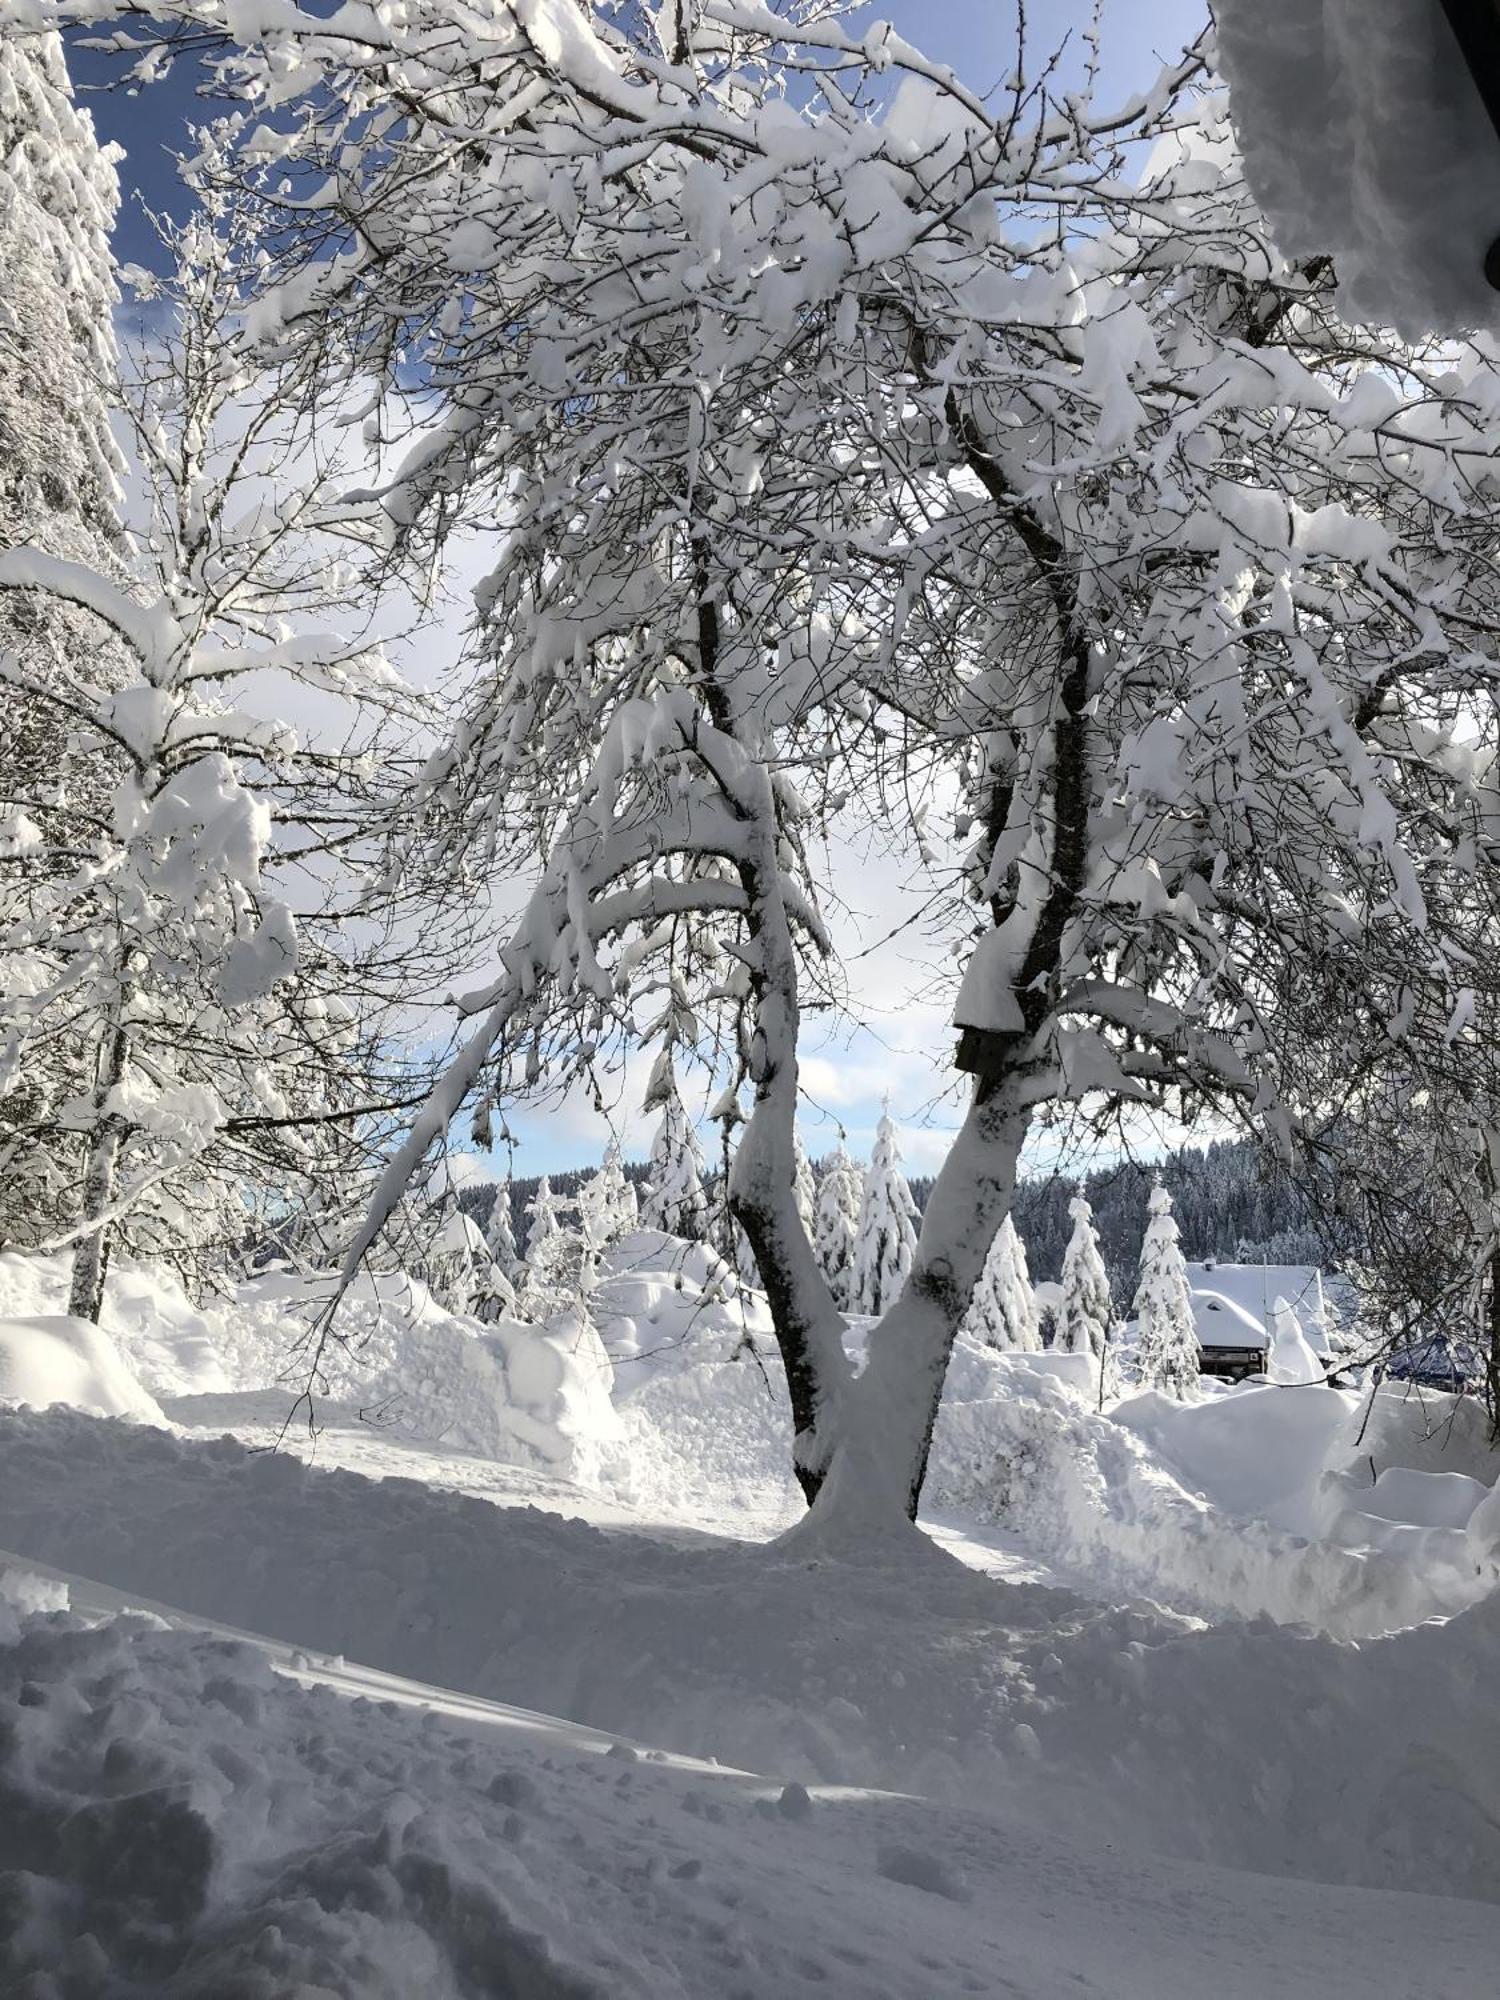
[{"x1": 1185, "y1": 1263, "x2": 1329, "y2": 1382}]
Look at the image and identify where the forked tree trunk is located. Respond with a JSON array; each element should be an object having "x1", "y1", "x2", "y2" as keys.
[{"x1": 791, "y1": 1079, "x2": 1034, "y2": 1537}]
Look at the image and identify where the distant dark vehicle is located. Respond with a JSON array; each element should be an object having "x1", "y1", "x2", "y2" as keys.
[{"x1": 1385, "y1": 1335, "x2": 1482, "y2": 1395}]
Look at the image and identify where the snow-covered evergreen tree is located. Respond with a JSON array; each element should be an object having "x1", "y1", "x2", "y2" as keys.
[
  {"x1": 813, "y1": 1144, "x2": 864, "y2": 1313},
  {"x1": 964, "y1": 1214, "x2": 1042, "y2": 1352},
  {"x1": 852, "y1": 1113, "x2": 919, "y2": 1318},
  {"x1": 578, "y1": 1138, "x2": 636, "y2": 1289},
  {"x1": 519, "y1": 1174, "x2": 580, "y2": 1319},
  {"x1": 424, "y1": 1207, "x2": 494, "y2": 1318},
  {"x1": 1131, "y1": 1184, "x2": 1200, "y2": 1399},
  {"x1": 640, "y1": 1054, "x2": 709, "y2": 1241},
  {"x1": 1057, "y1": 1198, "x2": 1116, "y2": 1395},
  {"x1": 485, "y1": 1180, "x2": 520, "y2": 1282},
  {"x1": 792, "y1": 1135, "x2": 817, "y2": 1244}
]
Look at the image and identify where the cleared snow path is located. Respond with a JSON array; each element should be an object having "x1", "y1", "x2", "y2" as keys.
[
  {"x1": 3, "y1": 1548, "x2": 1498, "y2": 1999},
  {"x1": 5, "y1": 1406, "x2": 1500, "y2": 1908}
]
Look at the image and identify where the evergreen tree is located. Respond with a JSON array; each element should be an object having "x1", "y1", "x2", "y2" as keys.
[
  {"x1": 792, "y1": 1135, "x2": 818, "y2": 1243},
  {"x1": 520, "y1": 1173, "x2": 580, "y2": 1319},
  {"x1": 814, "y1": 1144, "x2": 864, "y2": 1312},
  {"x1": 639, "y1": 1053, "x2": 709, "y2": 1241},
  {"x1": 1057, "y1": 1196, "x2": 1117, "y2": 1395},
  {"x1": 1131, "y1": 1183, "x2": 1200, "y2": 1399},
  {"x1": 578, "y1": 1138, "x2": 635, "y2": 1287},
  {"x1": 964, "y1": 1214, "x2": 1042, "y2": 1352},
  {"x1": 852, "y1": 1112, "x2": 919, "y2": 1317},
  {"x1": 424, "y1": 1206, "x2": 495, "y2": 1318},
  {"x1": 484, "y1": 1178, "x2": 520, "y2": 1281}
]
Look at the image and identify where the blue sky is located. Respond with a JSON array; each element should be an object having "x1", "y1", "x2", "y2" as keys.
[{"x1": 70, "y1": 1, "x2": 1207, "y2": 1181}]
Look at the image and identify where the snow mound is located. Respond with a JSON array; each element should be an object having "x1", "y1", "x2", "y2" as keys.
[
  {"x1": 0, "y1": 1313, "x2": 164, "y2": 1425},
  {"x1": 8, "y1": 1406, "x2": 1500, "y2": 1908},
  {"x1": 0, "y1": 1250, "x2": 232, "y2": 1397},
  {"x1": 931, "y1": 1346, "x2": 1491, "y2": 1636},
  {"x1": 5, "y1": 1582, "x2": 1496, "y2": 1999}
]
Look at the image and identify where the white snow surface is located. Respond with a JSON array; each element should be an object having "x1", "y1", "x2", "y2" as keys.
[
  {"x1": 2, "y1": 1238, "x2": 1500, "y2": 1992},
  {"x1": 1216, "y1": 0, "x2": 1500, "y2": 336},
  {"x1": 0, "y1": 1310, "x2": 163, "y2": 1424}
]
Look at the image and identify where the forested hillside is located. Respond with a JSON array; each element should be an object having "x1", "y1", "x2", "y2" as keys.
[{"x1": 463, "y1": 1135, "x2": 1332, "y2": 1301}]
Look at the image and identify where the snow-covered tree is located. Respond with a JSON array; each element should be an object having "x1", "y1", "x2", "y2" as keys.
[
  {"x1": 1057, "y1": 1199, "x2": 1114, "y2": 1390},
  {"x1": 423, "y1": 1206, "x2": 493, "y2": 1319},
  {"x1": 578, "y1": 1138, "x2": 637, "y2": 1289},
  {"x1": 640, "y1": 1054, "x2": 709, "y2": 1242},
  {"x1": 1131, "y1": 1184, "x2": 1200, "y2": 1399},
  {"x1": 852, "y1": 1114, "x2": 919, "y2": 1319},
  {"x1": 792, "y1": 1136, "x2": 817, "y2": 1244},
  {"x1": 0, "y1": 25, "x2": 130, "y2": 1251},
  {"x1": 519, "y1": 1174, "x2": 580, "y2": 1321},
  {"x1": 0, "y1": 168, "x2": 432, "y2": 1317},
  {"x1": 963, "y1": 1215, "x2": 1042, "y2": 1353},
  {"x1": 191, "y1": 2, "x2": 1500, "y2": 1521},
  {"x1": 484, "y1": 1181, "x2": 519, "y2": 1284},
  {"x1": 813, "y1": 1145, "x2": 864, "y2": 1314}
]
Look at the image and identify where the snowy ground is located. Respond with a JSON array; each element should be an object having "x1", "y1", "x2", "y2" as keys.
[{"x1": 3, "y1": 1237, "x2": 1500, "y2": 1994}]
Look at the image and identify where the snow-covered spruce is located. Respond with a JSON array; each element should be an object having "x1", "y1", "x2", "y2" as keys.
[
  {"x1": 1131, "y1": 1184, "x2": 1199, "y2": 1400},
  {"x1": 851, "y1": 1111, "x2": 920, "y2": 1319},
  {"x1": 963, "y1": 1213, "x2": 1042, "y2": 1354},
  {"x1": 639, "y1": 1054, "x2": 709, "y2": 1244},
  {"x1": 1056, "y1": 1197, "x2": 1118, "y2": 1398},
  {"x1": 813, "y1": 1144, "x2": 864, "y2": 1314}
]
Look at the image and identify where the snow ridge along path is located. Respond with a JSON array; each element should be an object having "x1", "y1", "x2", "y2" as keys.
[{"x1": 4, "y1": 1404, "x2": 1500, "y2": 1911}]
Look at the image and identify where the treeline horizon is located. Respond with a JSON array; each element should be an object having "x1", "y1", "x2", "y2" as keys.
[{"x1": 457, "y1": 1134, "x2": 1338, "y2": 1303}]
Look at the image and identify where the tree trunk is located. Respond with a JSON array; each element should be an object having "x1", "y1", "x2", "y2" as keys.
[
  {"x1": 790, "y1": 1078, "x2": 1034, "y2": 1540},
  {"x1": 67, "y1": 1017, "x2": 130, "y2": 1324}
]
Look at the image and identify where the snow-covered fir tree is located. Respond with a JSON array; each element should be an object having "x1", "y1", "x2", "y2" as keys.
[
  {"x1": 578, "y1": 1139, "x2": 636, "y2": 1290},
  {"x1": 792, "y1": 1136, "x2": 818, "y2": 1244},
  {"x1": 1057, "y1": 1198, "x2": 1118, "y2": 1395},
  {"x1": 484, "y1": 1180, "x2": 520, "y2": 1284},
  {"x1": 1131, "y1": 1184, "x2": 1200, "y2": 1399},
  {"x1": 963, "y1": 1214, "x2": 1042, "y2": 1352},
  {"x1": 640, "y1": 1054, "x2": 709, "y2": 1242},
  {"x1": 519, "y1": 1174, "x2": 581, "y2": 1320},
  {"x1": 423, "y1": 1207, "x2": 496, "y2": 1319},
  {"x1": 814, "y1": 1145, "x2": 864, "y2": 1313},
  {"x1": 852, "y1": 1113, "x2": 919, "y2": 1318}
]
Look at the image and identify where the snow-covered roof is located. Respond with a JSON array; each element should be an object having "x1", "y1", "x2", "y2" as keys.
[
  {"x1": 1184, "y1": 1263, "x2": 1325, "y2": 1336},
  {"x1": 1189, "y1": 1289, "x2": 1266, "y2": 1351}
]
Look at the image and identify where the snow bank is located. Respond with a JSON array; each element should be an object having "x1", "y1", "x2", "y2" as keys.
[
  {"x1": 0, "y1": 1251, "x2": 625, "y2": 1485},
  {"x1": 2, "y1": 1572, "x2": 1493, "y2": 1999},
  {"x1": 931, "y1": 1346, "x2": 1492, "y2": 1636},
  {"x1": 0, "y1": 1249, "x2": 232, "y2": 1396},
  {"x1": 591, "y1": 1231, "x2": 797, "y2": 1522},
  {"x1": 0, "y1": 1313, "x2": 163, "y2": 1425},
  {"x1": 7, "y1": 1406, "x2": 1500, "y2": 1908}
]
